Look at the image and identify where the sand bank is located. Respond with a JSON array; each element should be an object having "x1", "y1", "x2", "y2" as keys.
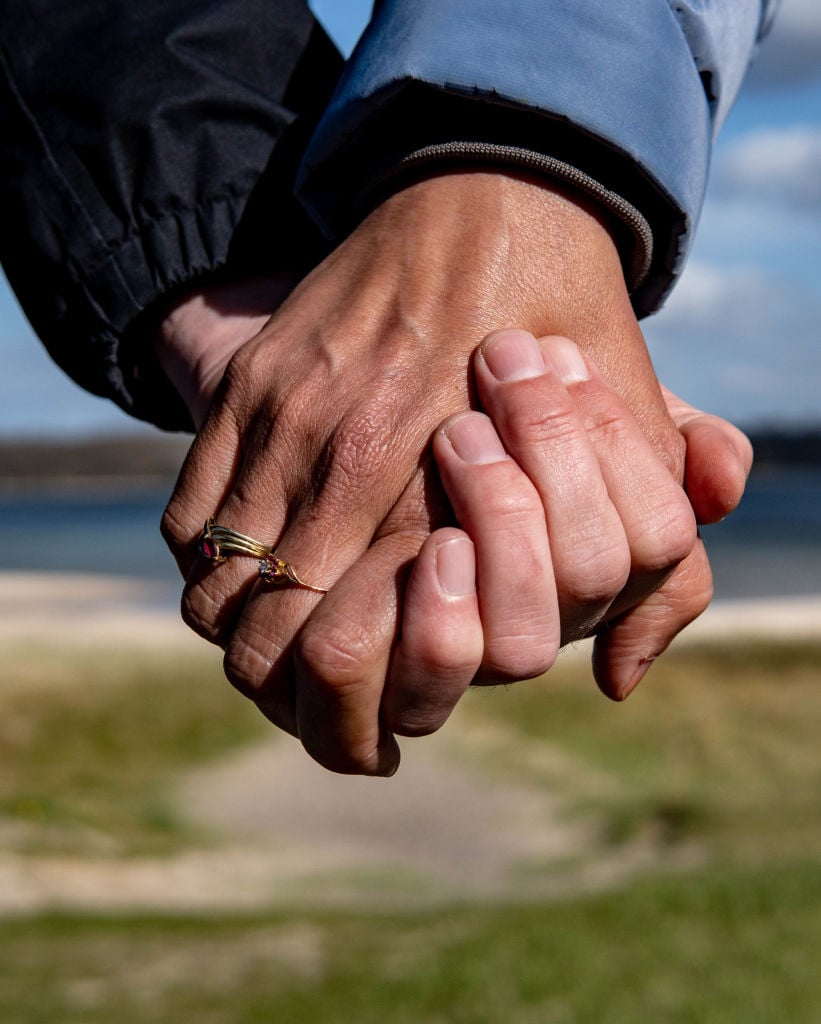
[
  {"x1": 1, "y1": 571, "x2": 819, "y2": 650},
  {"x1": 0, "y1": 572, "x2": 197, "y2": 650},
  {"x1": 0, "y1": 571, "x2": 817, "y2": 916}
]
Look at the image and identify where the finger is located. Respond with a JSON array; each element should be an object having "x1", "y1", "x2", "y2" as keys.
[
  {"x1": 662, "y1": 385, "x2": 753, "y2": 524},
  {"x1": 178, "y1": 350, "x2": 446, "y2": 652},
  {"x1": 177, "y1": 482, "x2": 295, "y2": 651},
  {"x1": 533, "y1": 336, "x2": 696, "y2": 622},
  {"x1": 382, "y1": 529, "x2": 483, "y2": 736},
  {"x1": 473, "y1": 330, "x2": 690, "y2": 640},
  {"x1": 433, "y1": 410, "x2": 561, "y2": 682},
  {"x1": 289, "y1": 530, "x2": 442, "y2": 776},
  {"x1": 225, "y1": 537, "x2": 410, "y2": 775},
  {"x1": 218, "y1": 452, "x2": 437, "y2": 713},
  {"x1": 177, "y1": 397, "x2": 380, "y2": 652},
  {"x1": 592, "y1": 538, "x2": 714, "y2": 700},
  {"x1": 160, "y1": 401, "x2": 243, "y2": 579},
  {"x1": 222, "y1": 470, "x2": 440, "y2": 768},
  {"x1": 474, "y1": 329, "x2": 633, "y2": 639},
  {"x1": 160, "y1": 401, "x2": 274, "y2": 648},
  {"x1": 174, "y1": 365, "x2": 326, "y2": 648},
  {"x1": 232, "y1": 403, "x2": 556, "y2": 716}
]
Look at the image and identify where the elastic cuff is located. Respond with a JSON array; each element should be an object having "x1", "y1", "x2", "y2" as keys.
[
  {"x1": 368, "y1": 141, "x2": 653, "y2": 295},
  {"x1": 298, "y1": 84, "x2": 687, "y2": 318}
]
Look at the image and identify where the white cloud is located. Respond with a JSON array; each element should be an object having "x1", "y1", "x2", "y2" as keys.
[
  {"x1": 653, "y1": 262, "x2": 786, "y2": 334},
  {"x1": 747, "y1": 0, "x2": 821, "y2": 86},
  {"x1": 646, "y1": 261, "x2": 821, "y2": 426},
  {"x1": 711, "y1": 124, "x2": 821, "y2": 210}
]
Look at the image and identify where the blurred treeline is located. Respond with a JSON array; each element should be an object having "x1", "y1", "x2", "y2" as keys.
[
  {"x1": 0, "y1": 425, "x2": 818, "y2": 485},
  {"x1": 0, "y1": 435, "x2": 191, "y2": 485}
]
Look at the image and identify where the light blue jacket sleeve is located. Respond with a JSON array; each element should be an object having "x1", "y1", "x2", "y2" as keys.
[{"x1": 297, "y1": 0, "x2": 779, "y2": 316}]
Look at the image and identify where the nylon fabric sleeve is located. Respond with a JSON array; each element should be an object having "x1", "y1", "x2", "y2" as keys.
[
  {"x1": 0, "y1": 0, "x2": 779, "y2": 424},
  {"x1": 297, "y1": 0, "x2": 779, "y2": 317},
  {"x1": 0, "y1": 0, "x2": 341, "y2": 429}
]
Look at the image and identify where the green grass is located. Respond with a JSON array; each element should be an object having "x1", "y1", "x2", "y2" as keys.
[
  {"x1": 3, "y1": 640, "x2": 821, "y2": 860},
  {"x1": 3, "y1": 861, "x2": 821, "y2": 1023},
  {"x1": 2, "y1": 638, "x2": 821, "y2": 1021},
  {"x1": 457, "y1": 641, "x2": 821, "y2": 859},
  {"x1": 0, "y1": 645, "x2": 266, "y2": 854}
]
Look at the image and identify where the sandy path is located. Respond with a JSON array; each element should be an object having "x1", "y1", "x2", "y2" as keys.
[
  {"x1": 0, "y1": 572, "x2": 198, "y2": 651},
  {"x1": 0, "y1": 727, "x2": 591, "y2": 915},
  {"x1": 0, "y1": 572, "x2": 817, "y2": 914},
  {"x1": 1, "y1": 719, "x2": 699, "y2": 915}
]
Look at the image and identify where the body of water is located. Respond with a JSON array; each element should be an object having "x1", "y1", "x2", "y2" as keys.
[
  {"x1": 1, "y1": 468, "x2": 819, "y2": 602},
  {"x1": 700, "y1": 467, "x2": 821, "y2": 600},
  {"x1": 0, "y1": 486, "x2": 180, "y2": 607}
]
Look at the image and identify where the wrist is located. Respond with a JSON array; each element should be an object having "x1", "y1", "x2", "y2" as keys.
[
  {"x1": 367, "y1": 143, "x2": 653, "y2": 296},
  {"x1": 152, "y1": 274, "x2": 297, "y2": 428},
  {"x1": 380, "y1": 171, "x2": 681, "y2": 476}
]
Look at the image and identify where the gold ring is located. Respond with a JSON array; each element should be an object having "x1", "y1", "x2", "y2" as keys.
[
  {"x1": 199, "y1": 518, "x2": 328, "y2": 594},
  {"x1": 198, "y1": 518, "x2": 272, "y2": 563},
  {"x1": 258, "y1": 556, "x2": 328, "y2": 594}
]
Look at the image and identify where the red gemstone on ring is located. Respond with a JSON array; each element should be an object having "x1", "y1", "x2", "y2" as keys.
[{"x1": 200, "y1": 537, "x2": 220, "y2": 561}]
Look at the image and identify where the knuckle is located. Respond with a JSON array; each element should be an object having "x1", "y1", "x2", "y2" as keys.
[
  {"x1": 254, "y1": 699, "x2": 298, "y2": 740},
  {"x1": 505, "y1": 401, "x2": 577, "y2": 451},
  {"x1": 584, "y1": 404, "x2": 636, "y2": 455},
  {"x1": 223, "y1": 338, "x2": 277, "y2": 399},
  {"x1": 160, "y1": 499, "x2": 192, "y2": 553},
  {"x1": 392, "y1": 707, "x2": 450, "y2": 739},
  {"x1": 308, "y1": 744, "x2": 382, "y2": 777},
  {"x1": 481, "y1": 488, "x2": 544, "y2": 530},
  {"x1": 484, "y1": 633, "x2": 560, "y2": 684},
  {"x1": 320, "y1": 404, "x2": 399, "y2": 495},
  {"x1": 417, "y1": 639, "x2": 479, "y2": 681},
  {"x1": 296, "y1": 623, "x2": 396, "y2": 776},
  {"x1": 674, "y1": 548, "x2": 715, "y2": 623},
  {"x1": 272, "y1": 377, "x2": 314, "y2": 433},
  {"x1": 388, "y1": 679, "x2": 467, "y2": 740},
  {"x1": 180, "y1": 586, "x2": 226, "y2": 645},
  {"x1": 296, "y1": 617, "x2": 376, "y2": 697},
  {"x1": 560, "y1": 544, "x2": 632, "y2": 608},
  {"x1": 733, "y1": 428, "x2": 754, "y2": 473},
  {"x1": 661, "y1": 425, "x2": 688, "y2": 482},
  {"x1": 689, "y1": 577, "x2": 715, "y2": 620},
  {"x1": 224, "y1": 626, "x2": 276, "y2": 699},
  {"x1": 635, "y1": 494, "x2": 698, "y2": 573}
]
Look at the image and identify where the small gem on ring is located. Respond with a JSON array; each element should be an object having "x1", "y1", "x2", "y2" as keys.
[
  {"x1": 258, "y1": 557, "x2": 289, "y2": 585},
  {"x1": 257, "y1": 556, "x2": 327, "y2": 593},
  {"x1": 199, "y1": 536, "x2": 220, "y2": 561}
]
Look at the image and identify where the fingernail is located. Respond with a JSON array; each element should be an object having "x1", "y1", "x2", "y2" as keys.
[
  {"x1": 436, "y1": 537, "x2": 476, "y2": 596},
  {"x1": 618, "y1": 657, "x2": 655, "y2": 700},
  {"x1": 375, "y1": 732, "x2": 401, "y2": 777},
  {"x1": 443, "y1": 413, "x2": 507, "y2": 465},
  {"x1": 547, "y1": 337, "x2": 590, "y2": 385},
  {"x1": 482, "y1": 329, "x2": 546, "y2": 382}
]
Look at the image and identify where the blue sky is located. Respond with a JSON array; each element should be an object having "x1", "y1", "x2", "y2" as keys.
[{"x1": 0, "y1": 0, "x2": 818, "y2": 438}]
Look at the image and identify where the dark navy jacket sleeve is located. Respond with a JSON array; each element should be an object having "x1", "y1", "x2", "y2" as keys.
[
  {"x1": 298, "y1": 0, "x2": 780, "y2": 317},
  {"x1": 0, "y1": 0, "x2": 778, "y2": 428},
  {"x1": 0, "y1": 0, "x2": 342, "y2": 429}
]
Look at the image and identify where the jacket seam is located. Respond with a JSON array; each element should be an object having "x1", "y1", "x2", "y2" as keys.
[{"x1": 0, "y1": 45, "x2": 141, "y2": 313}]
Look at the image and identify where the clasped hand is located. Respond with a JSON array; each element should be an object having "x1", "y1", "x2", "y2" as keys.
[{"x1": 159, "y1": 173, "x2": 751, "y2": 776}]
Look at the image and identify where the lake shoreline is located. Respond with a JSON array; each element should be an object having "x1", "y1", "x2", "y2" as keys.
[{"x1": 2, "y1": 571, "x2": 819, "y2": 651}]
